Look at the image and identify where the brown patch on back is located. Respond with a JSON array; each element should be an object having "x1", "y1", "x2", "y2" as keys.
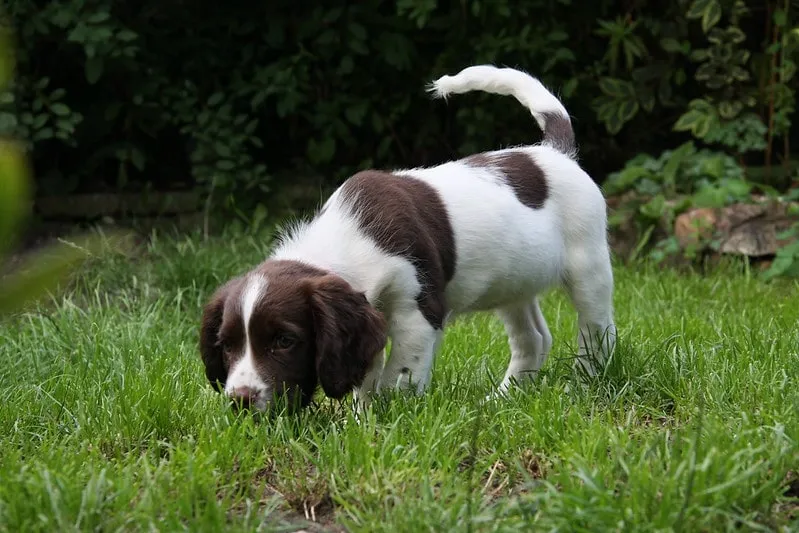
[
  {"x1": 339, "y1": 171, "x2": 456, "y2": 329},
  {"x1": 464, "y1": 150, "x2": 549, "y2": 209}
]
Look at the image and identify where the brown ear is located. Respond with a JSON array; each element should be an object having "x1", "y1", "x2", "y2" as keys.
[
  {"x1": 199, "y1": 281, "x2": 235, "y2": 392},
  {"x1": 308, "y1": 275, "x2": 387, "y2": 399}
]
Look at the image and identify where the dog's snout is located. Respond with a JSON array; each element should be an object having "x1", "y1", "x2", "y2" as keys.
[{"x1": 229, "y1": 386, "x2": 259, "y2": 410}]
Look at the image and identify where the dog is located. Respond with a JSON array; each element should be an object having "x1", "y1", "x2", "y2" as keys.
[{"x1": 199, "y1": 65, "x2": 617, "y2": 412}]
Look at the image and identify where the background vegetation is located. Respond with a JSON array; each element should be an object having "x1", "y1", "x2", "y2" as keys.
[
  {"x1": 1, "y1": 3, "x2": 797, "y2": 531},
  {"x1": 3, "y1": 0, "x2": 798, "y2": 275}
]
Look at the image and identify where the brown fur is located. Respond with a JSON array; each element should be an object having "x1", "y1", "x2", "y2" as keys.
[
  {"x1": 339, "y1": 171, "x2": 456, "y2": 329},
  {"x1": 199, "y1": 260, "x2": 387, "y2": 408},
  {"x1": 541, "y1": 111, "x2": 575, "y2": 156},
  {"x1": 464, "y1": 150, "x2": 549, "y2": 209}
]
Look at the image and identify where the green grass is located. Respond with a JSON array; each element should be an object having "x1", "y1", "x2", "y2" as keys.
[{"x1": 1, "y1": 228, "x2": 797, "y2": 532}]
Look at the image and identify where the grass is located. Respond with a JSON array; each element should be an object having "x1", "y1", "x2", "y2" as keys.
[{"x1": 1, "y1": 228, "x2": 797, "y2": 532}]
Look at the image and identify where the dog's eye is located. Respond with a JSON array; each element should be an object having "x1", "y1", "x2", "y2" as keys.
[{"x1": 274, "y1": 333, "x2": 296, "y2": 350}]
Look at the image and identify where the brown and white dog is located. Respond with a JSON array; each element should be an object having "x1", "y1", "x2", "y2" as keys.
[{"x1": 200, "y1": 65, "x2": 617, "y2": 412}]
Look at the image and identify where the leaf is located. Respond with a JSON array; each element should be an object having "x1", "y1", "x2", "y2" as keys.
[
  {"x1": 759, "y1": 254, "x2": 795, "y2": 281},
  {"x1": 0, "y1": 141, "x2": 31, "y2": 254},
  {"x1": 674, "y1": 110, "x2": 703, "y2": 132},
  {"x1": 87, "y1": 11, "x2": 111, "y2": 24},
  {"x1": 33, "y1": 113, "x2": 48, "y2": 129},
  {"x1": 693, "y1": 115, "x2": 712, "y2": 138},
  {"x1": 773, "y1": 9, "x2": 787, "y2": 27},
  {"x1": 55, "y1": 118, "x2": 75, "y2": 133},
  {"x1": 660, "y1": 38, "x2": 683, "y2": 53},
  {"x1": 207, "y1": 93, "x2": 224, "y2": 107},
  {"x1": 661, "y1": 142, "x2": 695, "y2": 187},
  {"x1": 215, "y1": 143, "x2": 232, "y2": 158},
  {"x1": 32, "y1": 127, "x2": 54, "y2": 141},
  {"x1": 687, "y1": 0, "x2": 711, "y2": 20},
  {"x1": 562, "y1": 78, "x2": 578, "y2": 98},
  {"x1": 717, "y1": 100, "x2": 741, "y2": 119},
  {"x1": 640, "y1": 194, "x2": 667, "y2": 220},
  {"x1": 604, "y1": 113, "x2": 625, "y2": 135},
  {"x1": 0, "y1": 112, "x2": 18, "y2": 133},
  {"x1": 598, "y1": 78, "x2": 636, "y2": 99},
  {"x1": 130, "y1": 148, "x2": 145, "y2": 171},
  {"x1": 616, "y1": 100, "x2": 639, "y2": 124},
  {"x1": 604, "y1": 166, "x2": 653, "y2": 195},
  {"x1": 51, "y1": 103, "x2": 70, "y2": 117},
  {"x1": 345, "y1": 102, "x2": 368, "y2": 126},
  {"x1": 116, "y1": 29, "x2": 138, "y2": 42},
  {"x1": 702, "y1": 1, "x2": 722, "y2": 33},
  {"x1": 84, "y1": 56, "x2": 104, "y2": 84},
  {"x1": 251, "y1": 91, "x2": 267, "y2": 109}
]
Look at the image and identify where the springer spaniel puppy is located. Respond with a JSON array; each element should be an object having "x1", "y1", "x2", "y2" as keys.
[{"x1": 200, "y1": 65, "x2": 617, "y2": 412}]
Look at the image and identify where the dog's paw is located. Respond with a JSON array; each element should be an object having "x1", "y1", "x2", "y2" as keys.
[{"x1": 484, "y1": 387, "x2": 510, "y2": 403}]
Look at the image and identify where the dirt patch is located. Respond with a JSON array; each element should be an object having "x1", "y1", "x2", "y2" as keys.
[
  {"x1": 461, "y1": 449, "x2": 551, "y2": 502},
  {"x1": 249, "y1": 460, "x2": 345, "y2": 532}
]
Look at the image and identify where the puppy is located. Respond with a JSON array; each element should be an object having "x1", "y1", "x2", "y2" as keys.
[{"x1": 200, "y1": 65, "x2": 617, "y2": 412}]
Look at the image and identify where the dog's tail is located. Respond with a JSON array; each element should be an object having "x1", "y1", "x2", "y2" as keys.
[{"x1": 427, "y1": 65, "x2": 576, "y2": 158}]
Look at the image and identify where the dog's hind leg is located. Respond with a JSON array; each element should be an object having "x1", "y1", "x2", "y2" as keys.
[
  {"x1": 563, "y1": 243, "x2": 617, "y2": 378},
  {"x1": 494, "y1": 297, "x2": 551, "y2": 394}
]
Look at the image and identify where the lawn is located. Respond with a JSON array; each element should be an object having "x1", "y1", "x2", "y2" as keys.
[{"x1": 0, "y1": 229, "x2": 797, "y2": 532}]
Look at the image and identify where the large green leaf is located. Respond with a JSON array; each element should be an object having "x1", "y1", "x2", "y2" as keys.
[
  {"x1": 701, "y1": 1, "x2": 722, "y2": 33},
  {"x1": 0, "y1": 141, "x2": 31, "y2": 255}
]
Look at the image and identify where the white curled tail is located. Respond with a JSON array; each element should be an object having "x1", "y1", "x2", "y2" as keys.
[{"x1": 428, "y1": 65, "x2": 576, "y2": 158}]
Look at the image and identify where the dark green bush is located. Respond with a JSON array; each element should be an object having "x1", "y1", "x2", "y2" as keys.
[{"x1": 0, "y1": 0, "x2": 796, "y2": 218}]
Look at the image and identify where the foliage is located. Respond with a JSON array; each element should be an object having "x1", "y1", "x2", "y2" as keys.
[
  {"x1": 604, "y1": 141, "x2": 799, "y2": 278},
  {"x1": 2, "y1": 1, "x2": 791, "y2": 203},
  {"x1": 762, "y1": 187, "x2": 799, "y2": 280},
  {"x1": 594, "y1": 0, "x2": 799, "y2": 278},
  {"x1": 0, "y1": 18, "x2": 128, "y2": 316},
  {"x1": 1, "y1": 0, "x2": 798, "y2": 276},
  {"x1": 605, "y1": 142, "x2": 752, "y2": 238}
]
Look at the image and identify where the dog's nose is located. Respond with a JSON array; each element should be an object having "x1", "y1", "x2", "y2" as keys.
[{"x1": 230, "y1": 386, "x2": 259, "y2": 410}]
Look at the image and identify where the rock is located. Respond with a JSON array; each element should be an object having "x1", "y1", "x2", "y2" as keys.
[
  {"x1": 674, "y1": 207, "x2": 716, "y2": 249},
  {"x1": 673, "y1": 199, "x2": 798, "y2": 258}
]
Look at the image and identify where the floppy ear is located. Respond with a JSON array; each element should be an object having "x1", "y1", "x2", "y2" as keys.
[
  {"x1": 199, "y1": 282, "x2": 234, "y2": 392},
  {"x1": 308, "y1": 275, "x2": 387, "y2": 399}
]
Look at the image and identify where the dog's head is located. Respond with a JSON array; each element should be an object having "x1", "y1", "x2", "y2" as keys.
[{"x1": 200, "y1": 260, "x2": 387, "y2": 412}]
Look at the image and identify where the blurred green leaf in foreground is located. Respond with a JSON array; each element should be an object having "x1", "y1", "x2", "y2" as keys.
[{"x1": 0, "y1": 21, "x2": 130, "y2": 317}]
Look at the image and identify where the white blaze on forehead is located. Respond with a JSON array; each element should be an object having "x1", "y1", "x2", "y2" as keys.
[
  {"x1": 224, "y1": 275, "x2": 269, "y2": 398},
  {"x1": 241, "y1": 274, "x2": 266, "y2": 328}
]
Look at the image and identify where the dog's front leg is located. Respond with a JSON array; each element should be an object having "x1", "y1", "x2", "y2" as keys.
[
  {"x1": 353, "y1": 347, "x2": 385, "y2": 411},
  {"x1": 380, "y1": 307, "x2": 441, "y2": 394}
]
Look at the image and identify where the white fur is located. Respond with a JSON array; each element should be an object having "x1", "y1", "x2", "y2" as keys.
[
  {"x1": 271, "y1": 64, "x2": 616, "y2": 403},
  {"x1": 428, "y1": 65, "x2": 575, "y2": 157},
  {"x1": 225, "y1": 275, "x2": 270, "y2": 409}
]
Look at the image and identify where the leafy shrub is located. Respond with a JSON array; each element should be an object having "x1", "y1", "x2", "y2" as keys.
[
  {"x1": 2, "y1": 1, "x2": 789, "y2": 202},
  {"x1": 0, "y1": 17, "x2": 129, "y2": 316},
  {"x1": 1, "y1": 0, "x2": 797, "y2": 279}
]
